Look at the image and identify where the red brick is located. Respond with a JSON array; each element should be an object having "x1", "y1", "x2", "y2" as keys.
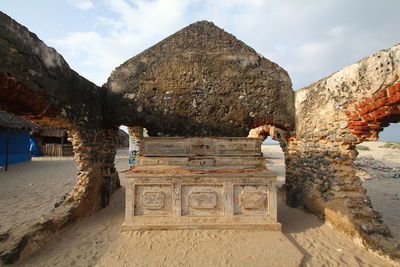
[
  {"x1": 395, "y1": 74, "x2": 399, "y2": 80},
  {"x1": 342, "y1": 104, "x2": 348, "y2": 109},
  {"x1": 351, "y1": 115, "x2": 362, "y2": 121},
  {"x1": 388, "y1": 93, "x2": 400, "y2": 105},
  {"x1": 344, "y1": 111, "x2": 351, "y2": 117},
  {"x1": 352, "y1": 125, "x2": 370, "y2": 131},
  {"x1": 375, "y1": 98, "x2": 387, "y2": 108},
  {"x1": 368, "y1": 124, "x2": 382, "y2": 130},
  {"x1": 374, "y1": 110, "x2": 387, "y2": 120},
  {"x1": 382, "y1": 97, "x2": 391, "y2": 105},
  {"x1": 395, "y1": 83, "x2": 400, "y2": 92},
  {"x1": 377, "y1": 89, "x2": 388, "y2": 98},
  {"x1": 365, "y1": 113, "x2": 375, "y2": 122},
  {"x1": 348, "y1": 121, "x2": 367, "y2": 126},
  {"x1": 352, "y1": 130, "x2": 370, "y2": 134},
  {"x1": 388, "y1": 86, "x2": 396, "y2": 97},
  {"x1": 359, "y1": 108, "x2": 368, "y2": 115}
]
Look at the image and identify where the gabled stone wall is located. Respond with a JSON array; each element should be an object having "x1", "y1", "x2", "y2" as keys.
[{"x1": 106, "y1": 21, "x2": 295, "y2": 136}]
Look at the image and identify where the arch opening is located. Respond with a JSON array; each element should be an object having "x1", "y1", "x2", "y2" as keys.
[{"x1": 354, "y1": 122, "x2": 400, "y2": 241}]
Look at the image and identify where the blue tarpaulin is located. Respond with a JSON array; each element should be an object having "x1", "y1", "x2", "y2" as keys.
[
  {"x1": 0, "y1": 130, "x2": 31, "y2": 167},
  {"x1": 29, "y1": 137, "x2": 42, "y2": 157}
]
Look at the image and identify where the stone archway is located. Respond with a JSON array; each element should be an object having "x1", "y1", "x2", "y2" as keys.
[
  {"x1": 0, "y1": 12, "x2": 120, "y2": 264},
  {"x1": 287, "y1": 44, "x2": 400, "y2": 260},
  {"x1": 1, "y1": 10, "x2": 400, "y2": 264}
]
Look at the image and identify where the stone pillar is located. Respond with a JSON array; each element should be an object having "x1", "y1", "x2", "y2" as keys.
[
  {"x1": 285, "y1": 137, "x2": 399, "y2": 258},
  {"x1": 128, "y1": 127, "x2": 143, "y2": 168},
  {"x1": 66, "y1": 127, "x2": 120, "y2": 214}
]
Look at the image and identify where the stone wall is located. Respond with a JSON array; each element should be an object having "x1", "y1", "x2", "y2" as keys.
[
  {"x1": 1, "y1": 9, "x2": 400, "y2": 263},
  {"x1": 106, "y1": 21, "x2": 295, "y2": 136},
  {"x1": 286, "y1": 44, "x2": 400, "y2": 259},
  {"x1": 0, "y1": 12, "x2": 104, "y2": 129},
  {"x1": 0, "y1": 12, "x2": 120, "y2": 264}
]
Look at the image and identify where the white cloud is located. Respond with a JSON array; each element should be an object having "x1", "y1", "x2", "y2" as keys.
[
  {"x1": 67, "y1": 0, "x2": 94, "y2": 10},
  {"x1": 54, "y1": 0, "x2": 191, "y2": 85},
  {"x1": 53, "y1": 0, "x2": 400, "y2": 89}
]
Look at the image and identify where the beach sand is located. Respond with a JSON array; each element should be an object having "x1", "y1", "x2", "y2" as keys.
[
  {"x1": 1, "y1": 145, "x2": 399, "y2": 266},
  {"x1": 356, "y1": 142, "x2": 400, "y2": 240}
]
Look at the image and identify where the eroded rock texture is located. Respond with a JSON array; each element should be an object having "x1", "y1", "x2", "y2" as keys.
[
  {"x1": 287, "y1": 44, "x2": 400, "y2": 259},
  {"x1": 0, "y1": 12, "x2": 120, "y2": 264},
  {"x1": 106, "y1": 21, "x2": 295, "y2": 136},
  {"x1": 1, "y1": 9, "x2": 400, "y2": 264},
  {"x1": 0, "y1": 12, "x2": 104, "y2": 129}
]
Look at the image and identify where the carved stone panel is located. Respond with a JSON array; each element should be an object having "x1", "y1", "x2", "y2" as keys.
[
  {"x1": 233, "y1": 185, "x2": 268, "y2": 215},
  {"x1": 134, "y1": 184, "x2": 172, "y2": 216},
  {"x1": 182, "y1": 185, "x2": 223, "y2": 216},
  {"x1": 189, "y1": 191, "x2": 217, "y2": 209},
  {"x1": 142, "y1": 191, "x2": 164, "y2": 209},
  {"x1": 240, "y1": 191, "x2": 263, "y2": 209}
]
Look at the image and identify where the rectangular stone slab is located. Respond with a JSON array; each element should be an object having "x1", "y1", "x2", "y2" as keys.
[
  {"x1": 140, "y1": 137, "x2": 263, "y2": 156},
  {"x1": 123, "y1": 173, "x2": 280, "y2": 230}
]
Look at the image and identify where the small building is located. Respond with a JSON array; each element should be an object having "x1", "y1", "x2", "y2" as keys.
[
  {"x1": 32, "y1": 128, "x2": 128, "y2": 157},
  {"x1": 0, "y1": 110, "x2": 37, "y2": 167},
  {"x1": 33, "y1": 127, "x2": 73, "y2": 157}
]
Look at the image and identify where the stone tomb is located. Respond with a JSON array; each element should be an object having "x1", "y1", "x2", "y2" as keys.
[{"x1": 123, "y1": 137, "x2": 280, "y2": 230}]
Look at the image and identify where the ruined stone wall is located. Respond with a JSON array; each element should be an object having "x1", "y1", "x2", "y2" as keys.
[
  {"x1": 286, "y1": 44, "x2": 400, "y2": 259},
  {"x1": 106, "y1": 21, "x2": 295, "y2": 136},
  {"x1": 0, "y1": 12, "x2": 120, "y2": 264},
  {"x1": 0, "y1": 12, "x2": 104, "y2": 128}
]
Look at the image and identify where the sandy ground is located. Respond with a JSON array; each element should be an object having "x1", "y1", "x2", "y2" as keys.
[
  {"x1": 1, "y1": 146, "x2": 399, "y2": 266},
  {"x1": 0, "y1": 157, "x2": 77, "y2": 233},
  {"x1": 356, "y1": 142, "x2": 400, "y2": 240}
]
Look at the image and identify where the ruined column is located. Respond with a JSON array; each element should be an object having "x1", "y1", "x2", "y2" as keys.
[
  {"x1": 65, "y1": 127, "x2": 120, "y2": 214},
  {"x1": 128, "y1": 127, "x2": 143, "y2": 168},
  {"x1": 288, "y1": 44, "x2": 400, "y2": 260}
]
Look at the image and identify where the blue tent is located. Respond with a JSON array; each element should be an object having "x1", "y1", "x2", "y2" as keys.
[
  {"x1": 0, "y1": 130, "x2": 32, "y2": 166},
  {"x1": 0, "y1": 111, "x2": 38, "y2": 167}
]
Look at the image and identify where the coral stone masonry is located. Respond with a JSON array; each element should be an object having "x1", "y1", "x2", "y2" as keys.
[
  {"x1": 1, "y1": 9, "x2": 400, "y2": 264},
  {"x1": 106, "y1": 21, "x2": 295, "y2": 136},
  {"x1": 288, "y1": 44, "x2": 400, "y2": 259}
]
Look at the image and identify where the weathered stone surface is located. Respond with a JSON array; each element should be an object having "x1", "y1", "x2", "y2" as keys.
[
  {"x1": 123, "y1": 137, "x2": 280, "y2": 230},
  {"x1": 1, "y1": 9, "x2": 400, "y2": 263},
  {"x1": 0, "y1": 11, "x2": 104, "y2": 128},
  {"x1": 106, "y1": 21, "x2": 295, "y2": 136},
  {"x1": 286, "y1": 44, "x2": 400, "y2": 260},
  {"x1": 0, "y1": 13, "x2": 120, "y2": 264}
]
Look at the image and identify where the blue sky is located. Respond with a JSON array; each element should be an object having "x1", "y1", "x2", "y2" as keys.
[{"x1": 1, "y1": 0, "x2": 399, "y2": 141}]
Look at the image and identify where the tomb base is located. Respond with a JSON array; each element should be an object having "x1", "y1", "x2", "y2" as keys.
[{"x1": 123, "y1": 137, "x2": 281, "y2": 230}]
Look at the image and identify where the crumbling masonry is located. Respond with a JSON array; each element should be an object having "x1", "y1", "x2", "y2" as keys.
[{"x1": 0, "y1": 11, "x2": 399, "y2": 264}]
